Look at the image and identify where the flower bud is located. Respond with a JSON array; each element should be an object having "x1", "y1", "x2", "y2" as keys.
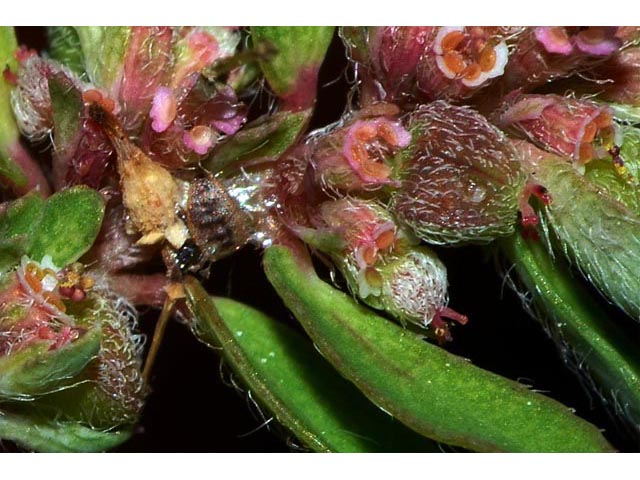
[
  {"x1": 296, "y1": 197, "x2": 466, "y2": 337},
  {"x1": 391, "y1": 101, "x2": 525, "y2": 245},
  {"x1": 498, "y1": 93, "x2": 617, "y2": 165},
  {"x1": 502, "y1": 27, "x2": 625, "y2": 92},
  {"x1": 10, "y1": 54, "x2": 80, "y2": 142},
  {"x1": 0, "y1": 253, "x2": 146, "y2": 427},
  {"x1": 345, "y1": 27, "x2": 513, "y2": 105}
]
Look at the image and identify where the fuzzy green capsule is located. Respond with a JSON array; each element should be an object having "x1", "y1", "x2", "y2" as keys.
[
  {"x1": 263, "y1": 244, "x2": 615, "y2": 452},
  {"x1": 185, "y1": 278, "x2": 439, "y2": 452},
  {"x1": 391, "y1": 101, "x2": 526, "y2": 245}
]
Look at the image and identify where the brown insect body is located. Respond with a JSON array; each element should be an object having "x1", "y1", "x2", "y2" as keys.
[{"x1": 186, "y1": 176, "x2": 252, "y2": 263}]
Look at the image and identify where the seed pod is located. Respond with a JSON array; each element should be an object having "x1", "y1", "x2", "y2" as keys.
[
  {"x1": 301, "y1": 198, "x2": 465, "y2": 336},
  {"x1": 0, "y1": 254, "x2": 146, "y2": 428},
  {"x1": 391, "y1": 101, "x2": 525, "y2": 245},
  {"x1": 43, "y1": 289, "x2": 146, "y2": 428}
]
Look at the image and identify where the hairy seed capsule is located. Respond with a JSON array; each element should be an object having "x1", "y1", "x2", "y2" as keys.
[{"x1": 391, "y1": 101, "x2": 526, "y2": 245}]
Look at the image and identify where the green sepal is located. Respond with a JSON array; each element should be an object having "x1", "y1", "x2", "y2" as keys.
[
  {"x1": 185, "y1": 277, "x2": 439, "y2": 452},
  {"x1": 263, "y1": 244, "x2": 616, "y2": 452},
  {"x1": 0, "y1": 408, "x2": 130, "y2": 452},
  {"x1": 535, "y1": 159, "x2": 640, "y2": 321},
  {"x1": 49, "y1": 73, "x2": 83, "y2": 155},
  {"x1": 0, "y1": 327, "x2": 101, "y2": 400}
]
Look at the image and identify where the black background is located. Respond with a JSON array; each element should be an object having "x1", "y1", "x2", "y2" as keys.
[{"x1": 8, "y1": 27, "x2": 640, "y2": 453}]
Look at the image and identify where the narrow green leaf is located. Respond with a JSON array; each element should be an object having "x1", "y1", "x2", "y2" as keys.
[
  {"x1": 205, "y1": 110, "x2": 311, "y2": 174},
  {"x1": 46, "y1": 27, "x2": 86, "y2": 77},
  {"x1": 502, "y1": 232, "x2": 640, "y2": 436},
  {"x1": 263, "y1": 245, "x2": 616, "y2": 452},
  {"x1": 0, "y1": 327, "x2": 101, "y2": 400},
  {"x1": 28, "y1": 186, "x2": 105, "y2": 267},
  {"x1": 0, "y1": 408, "x2": 130, "y2": 452},
  {"x1": 185, "y1": 278, "x2": 439, "y2": 452}
]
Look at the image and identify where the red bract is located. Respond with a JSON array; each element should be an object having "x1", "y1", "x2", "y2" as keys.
[
  {"x1": 366, "y1": 27, "x2": 433, "y2": 103},
  {"x1": 587, "y1": 47, "x2": 640, "y2": 106}
]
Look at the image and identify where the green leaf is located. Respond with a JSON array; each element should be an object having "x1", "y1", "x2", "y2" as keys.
[
  {"x1": 28, "y1": 186, "x2": 105, "y2": 267},
  {"x1": 0, "y1": 193, "x2": 45, "y2": 271},
  {"x1": 0, "y1": 408, "x2": 130, "y2": 452},
  {"x1": 263, "y1": 245, "x2": 616, "y2": 452},
  {"x1": 0, "y1": 26, "x2": 27, "y2": 187},
  {"x1": 502, "y1": 232, "x2": 640, "y2": 435},
  {"x1": 204, "y1": 110, "x2": 311, "y2": 174},
  {"x1": 46, "y1": 27, "x2": 86, "y2": 77},
  {"x1": 0, "y1": 327, "x2": 101, "y2": 400},
  {"x1": 185, "y1": 277, "x2": 439, "y2": 452},
  {"x1": 252, "y1": 27, "x2": 334, "y2": 109}
]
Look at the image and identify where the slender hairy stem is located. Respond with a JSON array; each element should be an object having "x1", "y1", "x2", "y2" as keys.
[{"x1": 142, "y1": 295, "x2": 176, "y2": 383}]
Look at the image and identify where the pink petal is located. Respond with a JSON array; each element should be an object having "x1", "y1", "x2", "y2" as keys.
[
  {"x1": 150, "y1": 87, "x2": 177, "y2": 133},
  {"x1": 534, "y1": 27, "x2": 573, "y2": 55}
]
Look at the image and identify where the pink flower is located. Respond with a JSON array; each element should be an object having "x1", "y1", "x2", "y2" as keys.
[{"x1": 499, "y1": 93, "x2": 616, "y2": 164}]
